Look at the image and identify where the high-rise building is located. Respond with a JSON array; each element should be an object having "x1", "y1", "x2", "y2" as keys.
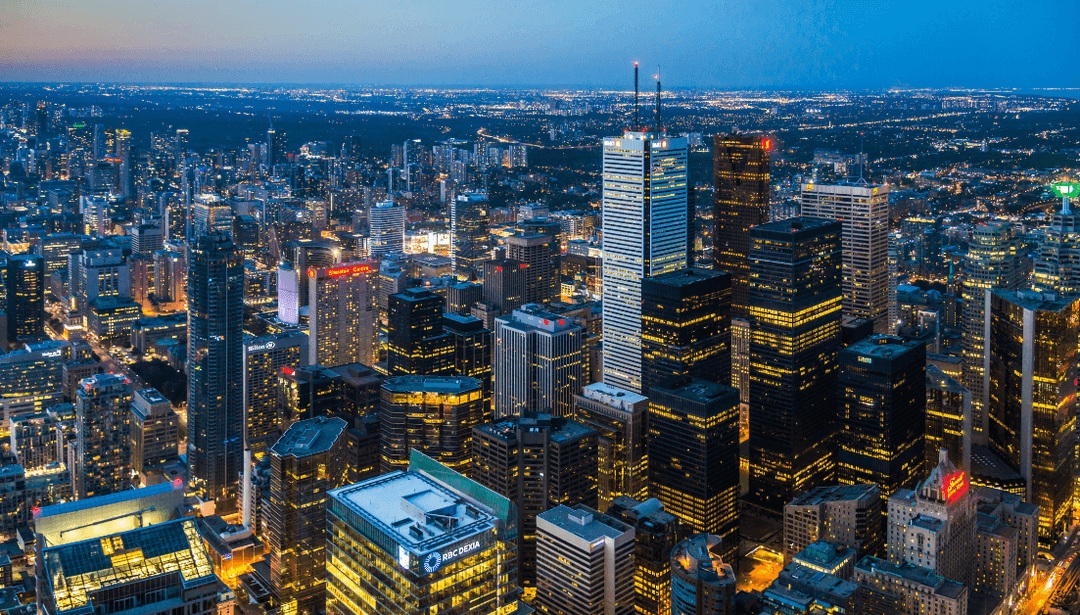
[
  {"x1": 641, "y1": 268, "x2": 731, "y2": 394},
  {"x1": 493, "y1": 305, "x2": 585, "y2": 419},
  {"x1": 536, "y1": 504, "x2": 636, "y2": 615},
  {"x1": 325, "y1": 451, "x2": 520, "y2": 615},
  {"x1": 730, "y1": 317, "x2": 750, "y2": 405},
  {"x1": 601, "y1": 132, "x2": 688, "y2": 394},
  {"x1": 925, "y1": 365, "x2": 970, "y2": 474},
  {"x1": 648, "y1": 377, "x2": 740, "y2": 563},
  {"x1": 960, "y1": 222, "x2": 1021, "y2": 445},
  {"x1": 482, "y1": 258, "x2": 526, "y2": 315},
  {"x1": 308, "y1": 261, "x2": 378, "y2": 367},
  {"x1": 387, "y1": 288, "x2": 454, "y2": 376},
  {"x1": 451, "y1": 192, "x2": 490, "y2": 278},
  {"x1": 837, "y1": 335, "x2": 926, "y2": 500},
  {"x1": 1030, "y1": 196, "x2": 1080, "y2": 295},
  {"x1": 748, "y1": 218, "x2": 843, "y2": 510},
  {"x1": 607, "y1": 496, "x2": 687, "y2": 615},
  {"x1": 573, "y1": 383, "x2": 649, "y2": 511},
  {"x1": 783, "y1": 483, "x2": 883, "y2": 562},
  {"x1": 187, "y1": 232, "x2": 244, "y2": 508},
  {"x1": 3, "y1": 253, "x2": 44, "y2": 347},
  {"x1": 267, "y1": 416, "x2": 348, "y2": 615},
  {"x1": 712, "y1": 134, "x2": 771, "y2": 318},
  {"x1": 243, "y1": 331, "x2": 309, "y2": 453},
  {"x1": 191, "y1": 194, "x2": 234, "y2": 239},
  {"x1": 379, "y1": 376, "x2": 483, "y2": 475},
  {"x1": 472, "y1": 413, "x2": 598, "y2": 586},
  {"x1": 987, "y1": 289, "x2": 1078, "y2": 547},
  {"x1": 800, "y1": 182, "x2": 890, "y2": 333},
  {"x1": 75, "y1": 373, "x2": 133, "y2": 499},
  {"x1": 369, "y1": 200, "x2": 405, "y2": 258},
  {"x1": 277, "y1": 364, "x2": 343, "y2": 429},
  {"x1": 505, "y1": 232, "x2": 558, "y2": 305},
  {"x1": 130, "y1": 387, "x2": 179, "y2": 479},
  {"x1": 443, "y1": 313, "x2": 493, "y2": 413},
  {"x1": 670, "y1": 534, "x2": 737, "y2": 615}
]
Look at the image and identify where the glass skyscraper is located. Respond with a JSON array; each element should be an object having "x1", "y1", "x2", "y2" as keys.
[
  {"x1": 712, "y1": 134, "x2": 770, "y2": 318},
  {"x1": 601, "y1": 132, "x2": 688, "y2": 394}
]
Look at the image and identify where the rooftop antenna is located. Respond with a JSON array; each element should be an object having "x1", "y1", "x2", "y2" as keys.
[
  {"x1": 857, "y1": 132, "x2": 866, "y2": 183},
  {"x1": 655, "y1": 66, "x2": 662, "y2": 135},
  {"x1": 634, "y1": 62, "x2": 640, "y2": 131}
]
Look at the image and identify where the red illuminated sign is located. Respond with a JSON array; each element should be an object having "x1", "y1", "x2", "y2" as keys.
[
  {"x1": 172, "y1": 478, "x2": 183, "y2": 489},
  {"x1": 519, "y1": 264, "x2": 527, "y2": 269},
  {"x1": 943, "y1": 471, "x2": 968, "y2": 504},
  {"x1": 31, "y1": 506, "x2": 40, "y2": 517},
  {"x1": 496, "y1": 266, "x2": 503, "y2": 272},
  {"x1": 282, "y1": 367, "x2": 296, "y2": 376},
  {"x1": 762, "y1": 138, "x2": 773, "y2": 151},
  {"x1": 323, "y1": 264, "x2": 372, "y2": 278}
]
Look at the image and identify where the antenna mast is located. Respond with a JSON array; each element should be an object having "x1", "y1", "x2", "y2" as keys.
[
  {"x1": 634, "y1": 62, "x2": 639, "y2": 130},
  {"x1": 655, "y1": 66, "x2": 662, "y2": 134}
]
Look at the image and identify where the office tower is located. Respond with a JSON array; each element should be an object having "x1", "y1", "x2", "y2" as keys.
[
  {"x1": 131, "y1": 220, "x2": 164, "y2": 255},
  {"x1": 75, "y1": 373, "x2": 133, "y2": 499},
  {"x1": 472, "y1": 413, "x2": 597, "y2": 586},
  {"x1": 4, "y1": 253, "x2": 44, "y2": 346},
  {"x1": 505, "y1": 232, "x2": 557, "y2": 305},
  {"x1": 1030, "y1": 195, "x2": 1080, "y2": 294},
  {"x1": 493, "y1": 305, "x2": 585, "y2": 419},
  {"x1": 326, "y1": 451, "x2": 520, "y2": 615},
  {"x1": 748, "y1": 218, "x2": 843, "y2": 510},
  {"x1": 369, "y1": 200, "x2": 405, "y2": 258},
  {"x1": 447, "y1": 282, "x2": 483, "y2": 315},
  {"x1": 278, "y1": 365, "x2": 343, "y2": 427},
  {"x1": 961, "y1": 222, "x2": 1021, "y2": 445},
  {"x1": 130, "y1": 387, "x2": 179, "y2": 478},
  {"x1": 837, "y1": 335, "x2": 926, "y2": 499},
  {"x1": 729, "y1": 317, "x2": 750, "y2": 405},
  {"x1": 74, "y1": 248, "x2": 129, "y2": 315},
  {"x1": 268, "y1": 416, "x2": 348, "y2": 615},
  {"x1": 380, "y1": 376, "x2": 483, "y2": 475},
  {"x1": 800, "y1": 182, "x2": 890, "y2": 332},
  {"x1": 670, "y1": 534, "x2": 737, "y2": 615},
  {"x1": 988, "y1": 289, "x2": 1078, "y2": 547},
  {"x1": 153, "y1": 249, "x2": 186, "y2": 304},
  {"x1": 451, "y1": 192, "x2": 490, "y2": 278},
  {"x1": 925, "y1": 365, "x2": 970, "y2": 474},
  {"x1": 782, "y1": 484, "x2": 883, "y2": 562},
  {"x1": 80, "y1": 194, "x2": 109, "y2": 236},
  {"x1": 443, "y1": 313, "x2": 492, "y2": 412},
  {"x1": 243, "y1": 331, "x2": 309, "y2": 453},
  {"x1": 482, "y1": 258, "x2": 526, "y2": 314},
  {"x1": 191, "y1": 194, "x2": 234, "y2": 239},
  {"x1": 608, "y1": 497, "x2": 686, "y2": 615},
  {"x1": 38, "y1": 519, "x2": 218, "y2": 615},
  {"x1": 713, "y1": 134, "x2": 771, "y2": 317},
  {"x1": 887, "y1": 450, "x2": 976, "y2": 586},
  {"x1": 335, "y1": 363, "x2": 384, "y2": 420},
  {"x1": 232, "y1": 215, "x2": 259, "y2": 258},
  {"x1": 641, "y1": 268, "x2": 731, "y2": 394},
  {"x1": 387, "y1": 288, "x2": 454, "y2": 375},
  {"x1": 536, "y1": 504, "x2": 635, "y2": 615},
  {"x1": 187, "y1": 232, "x2": 244, "y2": 508},
  {"x1": 648, "y1": 377, "x2": 740, "y2": 563},
  {"x1": 115, "y1": 128, "x2": 132, "y2": 200},
  {"x1": 601, "y1": 132, "x2": 688, "y2": 394},
  {"x1": 308, "y1": 261, "x2": 378, "y2": 367},
  {"x1": 573, "y1": 383, "x2": 649, "y2": 510}
]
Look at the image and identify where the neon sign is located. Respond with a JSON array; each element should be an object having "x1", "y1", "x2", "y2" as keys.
[
  {"x1": 762, "y1": 138, "x2": 772, "y2": 151},
  {"x1": 323, "y1": 264, "x2": 372, "y2": 278},
  {"x1": 943, "y1": 471, "x2": 968, "y2": 504}
]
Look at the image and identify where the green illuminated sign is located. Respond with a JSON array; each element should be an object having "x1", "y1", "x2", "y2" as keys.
[{"x1": 1052, "y1": 182, "x2": 1078, "y2": 198}]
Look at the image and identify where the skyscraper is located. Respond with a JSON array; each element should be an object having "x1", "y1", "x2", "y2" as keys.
[
  {"x1": 187, "y1": 232, "x2": 244, "y2": 508},
  {"x1": 267, "y1": 416, "x2": 348, "y2": 615},
  {"x1": 925, "y1": 365, "x2": 970, "y2": 473},
  {"x1": 130, "y1": 387, "x2": 179, "y2": 479},
  {"x1": 748, "y1": 218, "x2": 843, "y2": 510},
  {"x1": 387, "y1": 288, "x2": 454, "y2": 376},
  {"x1": 451, "y1": 192, "x2": 490, "y2": 278},
  {"x1": 505, "y1": 232, "x2": 558, "y2": 305},
  {"x1": 573, "y1": 382, "x2": 650, "y2": 511},
  {"x1": 800, "y1": 182, "x2": 890, "y2": 333},
  {"x1": 838, "y1": 335, "x2": 926, "y2": 499},
  {"x1": 712, "y1": 134, "x2": 771, "y2": 318},
  {"x1": 670, "y1": 534, "x2": 737, "y2": 615},
  {"x1": 308, "y1": 261, "x2": 378, "y2": 367},
  {"x1": 379, "y1": 375, "x2": 483, "y2": 475},
  {"x1": 4, "y1": 253, "x2": 44, "y2": 347},
  {"x1": 988, "y1": 289, "x2": 1078, "y2": 547},
  {"x1": 482, "y1": 258, "x2": 526, "y2": 315},
  {"x1": 443, "y1": 313, "x2": 493, "y2": 413},
  {"x1": 472, "y1": 413, "x2": 598, "y2": 586},
  {"x1": 648, "y1": 377, "x2": 740, "y2": 563},
  {"x1": 493, "y1": 305, "x2": 585, "y2": 419},
  {"x1": 602, "y1": 132, "x2": 688, "y2": 393},
  {"x1": 961, "y1": 222, "x2": 1021, "y2": 445},
  {"x1": 1030, "y1": 195, "x2": 1080, "y2": 295},
  {"x1": 243, "y1": 331, "x2": 309, "y2": 453},
  {"x1": 641, "y1": 267, "x2": 731, "y2": 394},
  {"x1": 369, "y1": 200, "x2": 405, "y2": 258},
  {"x1": 607, "y1": 496, "x2": 687, "y2": 615},
  {"x1": 75, "y1": 373, "x2": 133, "y2": 499}
]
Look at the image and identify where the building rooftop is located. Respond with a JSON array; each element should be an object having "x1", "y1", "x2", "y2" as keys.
[
  {"x1": 787, "y1": 484, "x2": 880, "y2": 507},
  {"x1": 476, "y1": 413, "x2": 595, "y2": 444},
  {"x1": 654, "y1": 377, "x2": 738, "y2": 404},
  {"x1": 538, "y1": 504, "x2": 631, "y2": 543},
  {"x1": 41, "y1": 518, "x2": 215, "y2": 615},
  {"x1": 855, "y1": 556, "x2": 966, "y2": 600},
  {"x1": 382, "y1": 376, "x2": 481, "y2": 395},
  {"x1": 643, "y1": 267, "x2": 728, "y2": 288},
  {"x1": 926, "y1": 365, "x2": 966, "y2": 394},
  {"x1": 78, "y1": 372, "x2": 130, "y2": 393},
  {"x1": 779, "y1": 563, "x2": 858, "y2": 599},
  {"x1": 845, "y1": 335, "x2": 923, "y2": 360},
  {"x1": 793, "y1": 541, "x2": 855, "y2": 570},
  {"x1": 672, "y1": 533, "x2": 735, "y2": 584},
  {"x1": 498, "y1": 305, "x2": 582, "y2": 334},
  {"x1": 581, "y1": 382, "x2": 648, "y2": 409},
  {"x1": 993, "y1": 288, "x2": 1078, "y2": 313},
  {"x1": 271, "y1": 416, "x2": 347, "y2": 458}
]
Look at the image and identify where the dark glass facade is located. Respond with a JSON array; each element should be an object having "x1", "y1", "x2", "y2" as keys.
[
  {"x1": 482, "y1": 258, "x2": 526, "y2": 315},
  {"x1": 641, "y1": 267, "x2": 732, "y2": 395},
  {"x1": 379, "y1": 376, "x2": 483, "y2": 475},
  {"x1": 277, "y1": 365, "x2": 343, "y2": 426},
  {"x1": 712, "y1": 134, "x2": 770, "y2": 318},
  {"x1": 837, "y1": 335, "x2": 926, "y2": 499},
  {"x1": 387, "y1": 288, "x2": 454, "y2": 376},
  {"x1": 6, "y1": 253, "x2": 45, "y2": 346},
  {"x1": 607, "y1": 496, "x2": 688, "y2": 615},
  {"x1": 443, "y1": 313, "x2": 493, "y2": 417},
  {"x1": 187, "y1": 232, "x2": 245, "y2": 508},
  {"x1": 451, "y1": 193, "x2": 490, "y2": 278},
  {"x1": 648, "y1": 377, "x2": 740, "y2": 564},
  {"x1": 747, "y1": 217, "x2": 842, "y2": 511}
]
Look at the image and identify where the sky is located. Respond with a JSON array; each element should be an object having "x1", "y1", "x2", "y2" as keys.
[{"x1": 1, "y1": 0, "x2": 1077, "y2": 89}]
